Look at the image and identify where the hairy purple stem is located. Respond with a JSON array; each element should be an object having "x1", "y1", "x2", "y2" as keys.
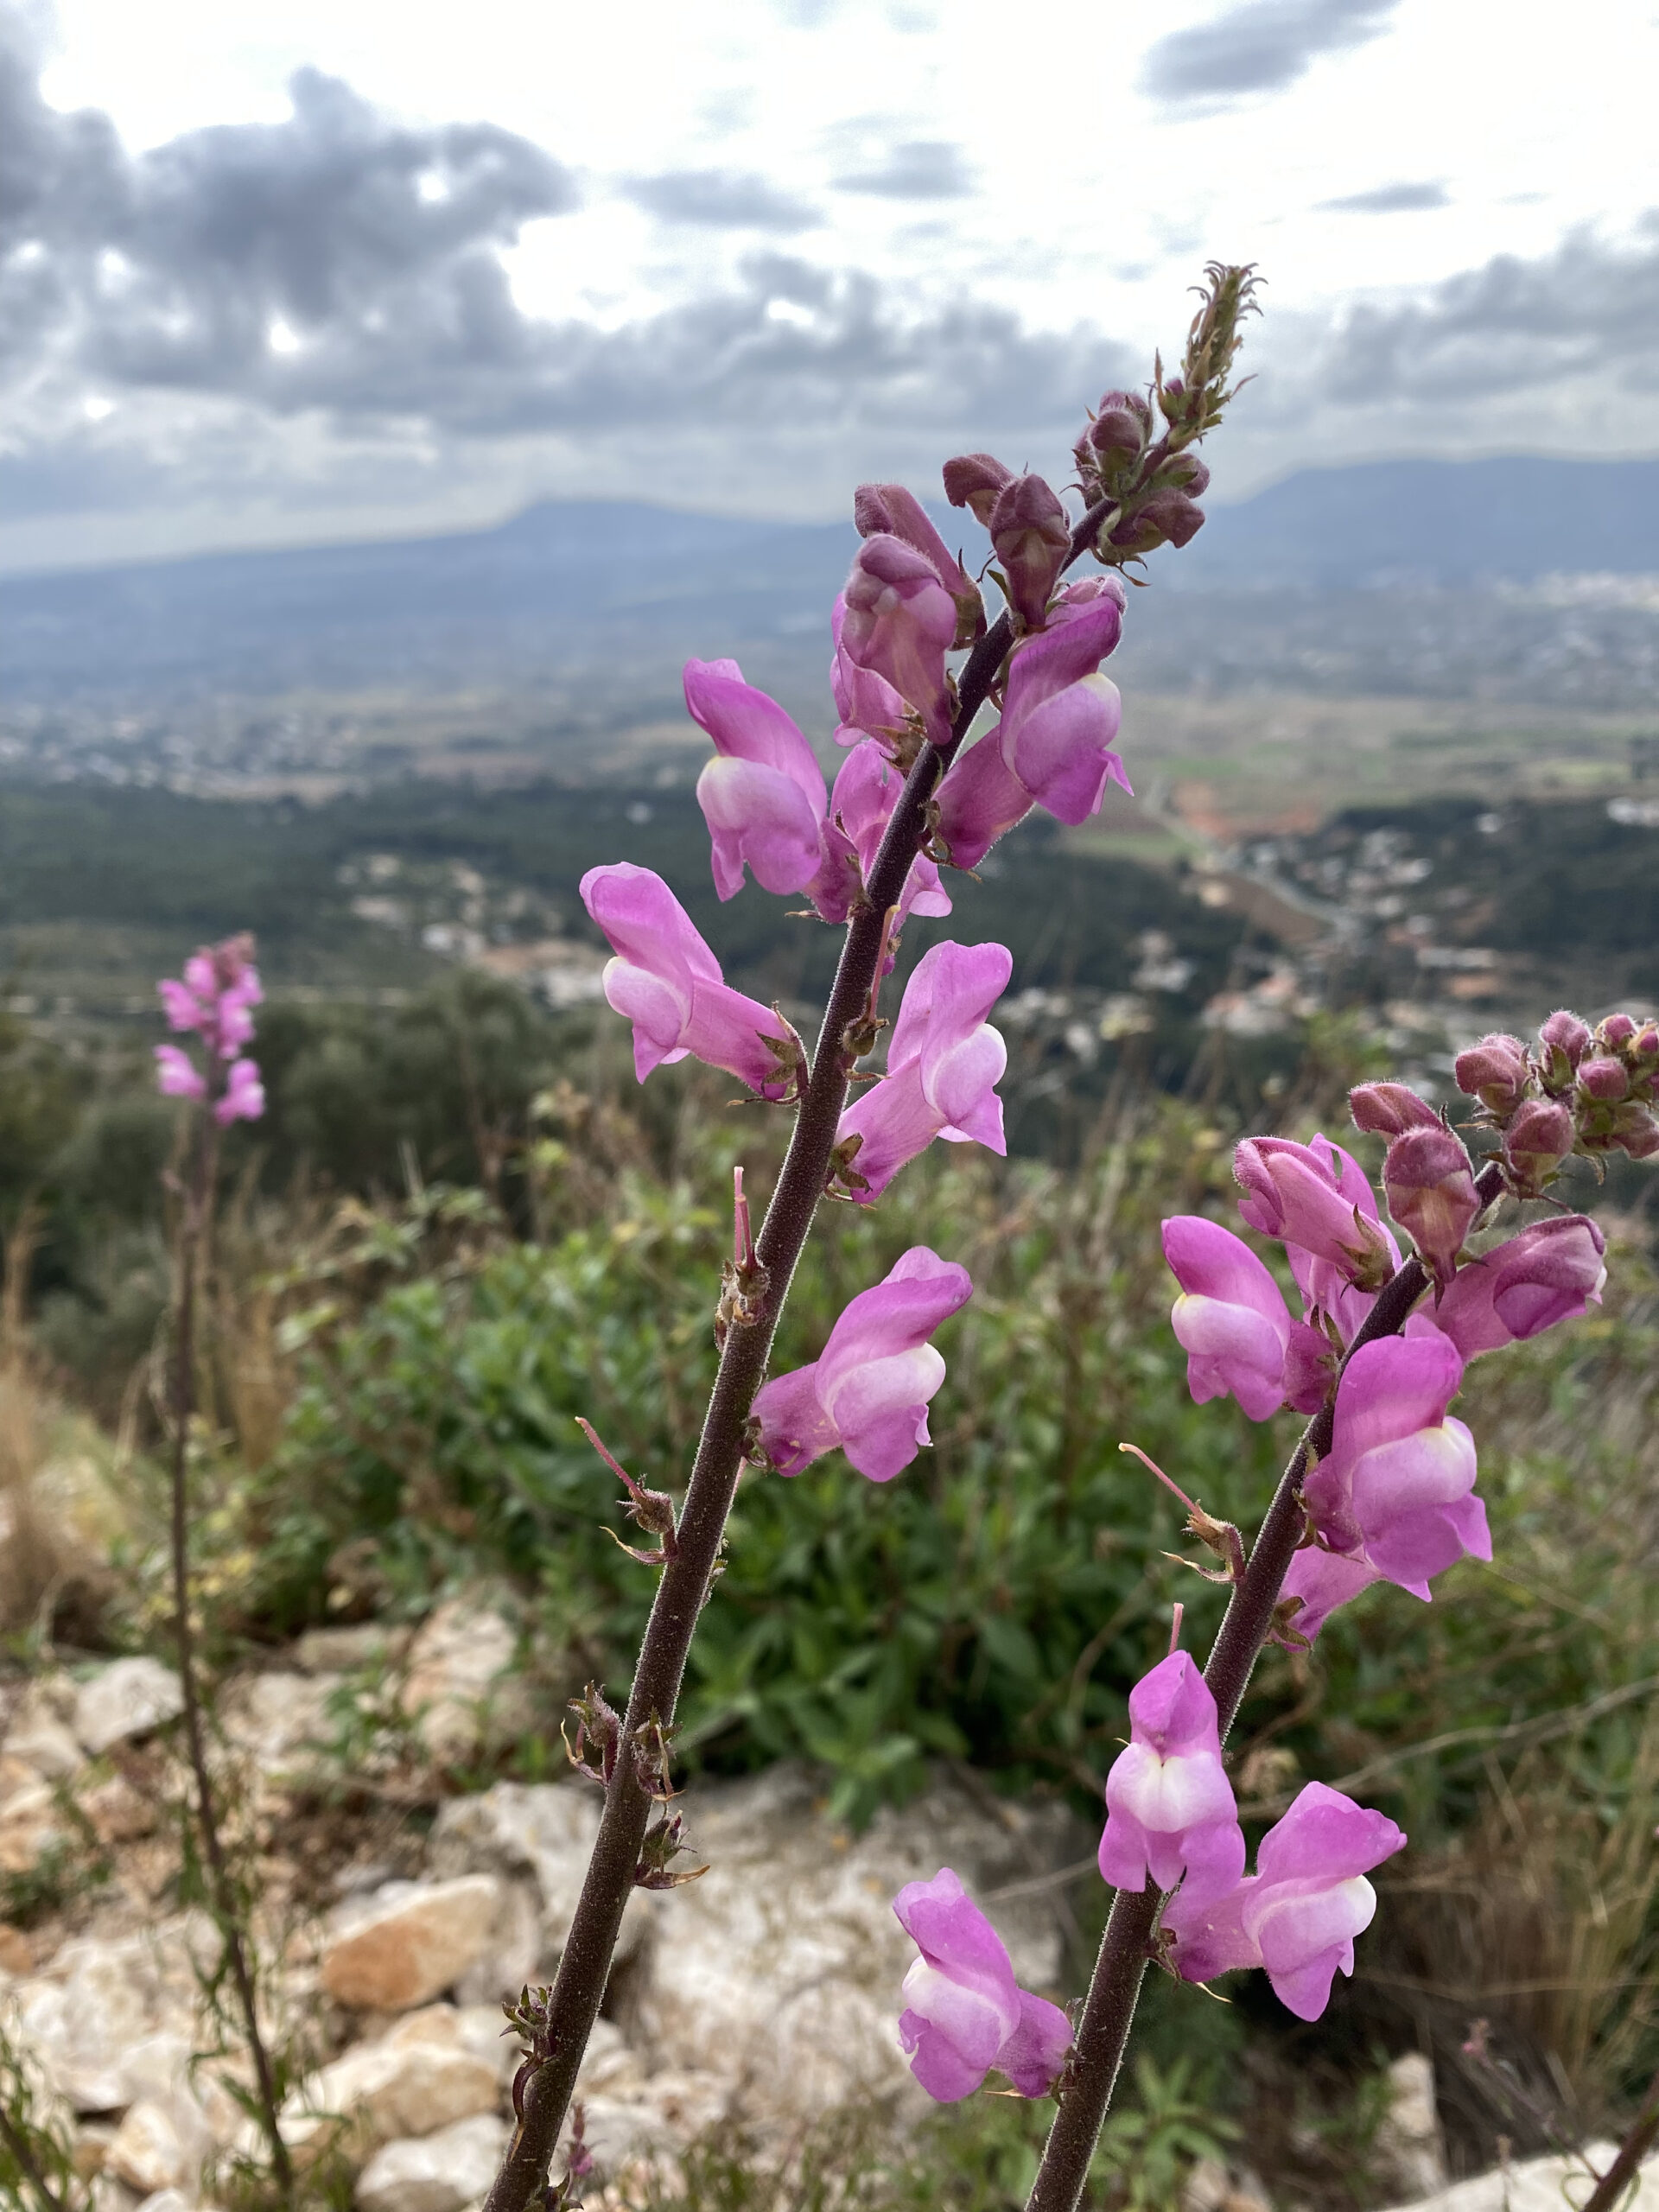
[
  {"x1": 1583, "y1": 2069, "x2": 1659, "y2": 2212},
  {"x1": 167, "y1": 1090, "x2": 292, "y2": 2200},
  {"x1": 480, "y1": 504, "x2": 1122, "y2": 2212},
  {"x1": 1025, "y1": 1161, "x2": 1505, "y2": 2212}
]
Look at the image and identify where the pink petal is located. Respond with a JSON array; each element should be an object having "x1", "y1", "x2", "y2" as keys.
[
  {"x1": 818, "y1": 1247, "x2": 972, "y2": 1387},
  {"x1": 1253, "y1": 1783, "x2": 1406, "y2": 1888},
  {"x1": 826, "y1": 1346, "x2": 945, "y2": 1481},
  {"x1": 996, "y1": 1990, "x2": 1072, "y2": 2098},
  {"x1": 1278, "y1": 1548, "x2": 1382, "y2": 1642},
  {"x1": 601, "y1": 957, "x2": 692, "y2": 1081},
  {"x1": 696, "y1": 753, "x2": 829, "y2": 899},
  {"x1": 927, "y1": 1025, "x2": 1008, "y2": 1149},
  {"x1": 835, "y1": 1060, "x2": 941, "y2": 1200},
  {"x1": 1332, "y1": 1333, "x2": 1465, "y2": 1469},
  {"x1": 933, "y1": 730, "x2": 1033, "y2": 871},
  {"x1": 1162, "y1": 1879, "x2": 1260, "y2": 1986},
  {"x1": 749, "y1": 1362, "x2": 839, "y2": 1476},
  {"x1": 683, "y1": 658, "x2": 827, "y2": 813},
  {"x1": 582, "y1": 863, "x2": 722, "y2": 992},
  {"x1": 1001, "y1": 673, "x2": 1127, "y2": 824}
]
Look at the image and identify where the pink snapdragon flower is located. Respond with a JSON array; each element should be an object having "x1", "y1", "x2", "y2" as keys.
[
  {"x1": 580, "y1": 863, "x2": 798, "y2": 1098},
  {"x1": 749, "y1": 1246, "x2": 970, "y2": 1482},
  {"x1": 852, "y1": 482, "x2": 983, "y2": 649},
  {"x1": 1432, "y1": 1215, "x2": 1606, "y2": 1356},
  {"x1": 1097, "y1": 1651, "x2": 1245, "y2": 1908},
  {"x1": 1382, "y1": 1123, "x2": 1481, "y2": 1287},
  {"x1": 1160, "y1": 1216, "x2": 1330, "y2": 1421},
  {"x1": 1162, "y1": 1782, "x2": 1406, "y2": 2022},
  {"x1": 1281, "y1": 1330, "x2": 1488, "y2": 1640},
  {"x1": 934, "y1": 594, "x2": 1129, "y2": 870},
  {"x1": 688, "y1": 658, "x2": 833, "y2": 902},
  {"x1": 840, "y1": 534, "x2": 959, "y2": 746},
  {"x1": 154, "y1": 1044, "x2": 207, "y2": 1101},
  {"x1": 830, "y1": 596, "x2": 912, "y2": 750},
  {"x1": 216, "y1": 1057, "x2": 265, "y2": 1125},
  {"x1": 834, "y1": 940, "x2": 1010, "y2": 1199},
  {"x1": 893, "y1": 1868, "x2": 1071, "y2": 2101},
  {"x1": 688, "y1": 656, "x2": 950, "y2": 925},
  {"x1": 1235, "y1": 1135, "x2": 1397, "y2": 1303}
]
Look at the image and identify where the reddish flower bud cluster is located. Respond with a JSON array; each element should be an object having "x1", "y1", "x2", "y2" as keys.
[{"x1": 1453, "y1": 1007, "x2": 1659, "y2": 1191}]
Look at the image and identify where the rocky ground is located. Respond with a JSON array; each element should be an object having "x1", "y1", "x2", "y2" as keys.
[{"x1": 1, "y1": 1605, "x2": 1650, "y2": 2212}]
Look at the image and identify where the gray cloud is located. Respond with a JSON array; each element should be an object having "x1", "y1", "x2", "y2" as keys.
[
  {"x1": 1140, "y1": 0, "x2": 1398, "y2": 102},
  {"x1": 1319, "y1": 180, "x2": 1448, "y2": 213},
  {"x1": 833, "y1": 140, "x2": 973, "y2": 199},
  {"x1": 2, "y1": 20, "x2": 1109, "y2": 468},
  {"x1": 1319, "y1": 217, "x2": 1659, "y2": 402},
  {"x1": 624, "y1": 168, "x2": 820, "y2": 231},
  {"x1": 0, "y1": 20, "x2": 1141, "y2": 551}
]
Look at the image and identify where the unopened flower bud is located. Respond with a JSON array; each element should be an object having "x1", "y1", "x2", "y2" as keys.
[
  {"x1": 1537, "y1": 1009, "x2": 1591, "y2": 1086},
  {"x1": 1156, "y1": 375, "x2": 1186, "y2": 422},
  {"x1": 988, "y1": 473, "x2": 1071, "y2": 632},
  {"x1": 1113, "y1": 488, "x2": 1205, "y2": 553},
  {"x1": 1632, "y1": 1023, "x2": 1659, "y2": 1066},
  {"x1": 941, "y1": 452, "x2": 1014, "y2": 526},
  {"x1": 1502, "y1": 1096, "x2": 1575, "y2": 1193},
  {"x1": 1087, "y1": 391, "x2": 1149, "y2": 461},
  {"x1": 1599, "y1": 1012, "x2": 1637, "y2": 1052},
  {"x1": 1383, "y1": 1126, "x2": 1480, "y2": 1285},
  {"x1": 1452, "y1": 1033, "x2": 1530, "y2": 1116},
  {"x1": 1349, "y1": 1082, "x2": 1440, "y2": 1138},
  {"x1": 1611, "y1": 1107, "x2": 1659, "y2": 1159},
  {"x1": 1158, "y1": 454, "x2": 1211, "y2": 497},
  {"x1": 851, "y1": 484, "x2": 984, "y2": 651},
  {"x1": 1578, "y1": 1054, "x2": 1630, "y2": 1103}
]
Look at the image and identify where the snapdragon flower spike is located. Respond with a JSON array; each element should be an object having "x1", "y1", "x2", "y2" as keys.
[
  {"x1": 749, "y1": 1246, "x2": 970, "y2": 1482},
  {"x1": 840, "y1": 534, "x2": 959, "y2": 746},
  {"x1": 1097, "y1": 1651, "x2": 1245, "y2": 1908},
  {"x1": 157, "y1": 934, "x2": 264, "y2": 1059},
  {"x1": 833, "y1": 940, "x2": 1010, "y2": 1199},
  {"x1": 579, "y1": 863, "x2": 798, "y2": 1098},
  {"x1": 1281, "y1": 1330, "x2": 1487, "y2": 1640},
  {"x1": 1235, "y1": 1135, "x2": 1396, "y2": 1300},
  {"x1": 1160, "y1": 1216, "x2": 1328, "y2": 1420},
  {"x1": 893, "y1": 1869, "x2": 1071, "y2": 2101},
  {"x1": 1162, "y1": 1782, "x2": 1406, "y2": 2022},
  {"x1": 934, "y1": 594, "x2": 1129, "y2": 870},
  {"x1": 1433, "y1": 1214, "x2": 1605, "y2": 1357}
]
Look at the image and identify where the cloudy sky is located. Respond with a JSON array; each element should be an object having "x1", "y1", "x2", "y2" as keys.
[{"x1": 4, "y1": 0, "x2": 1657, "y2": 569}]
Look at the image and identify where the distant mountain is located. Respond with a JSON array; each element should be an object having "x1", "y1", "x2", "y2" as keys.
[
  {"x1": 1181, "y1": 455, "x2": 1659, "y2": 589},
  {"x1": 3, "y1": 456, "x2": 1657, "y2": 703},
  {"x1": 0, "y1": 501, "x2": 861, "y2": 702}
]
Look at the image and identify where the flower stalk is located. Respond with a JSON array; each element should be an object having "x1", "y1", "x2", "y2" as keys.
[{"x1": 1022, "y1": 1159, "x2": 1504, "y2": 2212}]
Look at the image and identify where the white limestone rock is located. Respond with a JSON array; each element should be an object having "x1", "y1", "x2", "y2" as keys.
[
  {"x1": 353, "y1": 2112, "x2": 509, "y2": 2212},
  {"x1": 74, "y1": 1658, "x2": 184, "y2": 1755},
  {"x1": 321, "y1": 1877, "x2": 502, "y2": 2012}
]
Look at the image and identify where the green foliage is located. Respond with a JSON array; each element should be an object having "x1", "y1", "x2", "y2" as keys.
[{"x1": 254, "y1": 1103, "x2": 1287, "y2": 1820}]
